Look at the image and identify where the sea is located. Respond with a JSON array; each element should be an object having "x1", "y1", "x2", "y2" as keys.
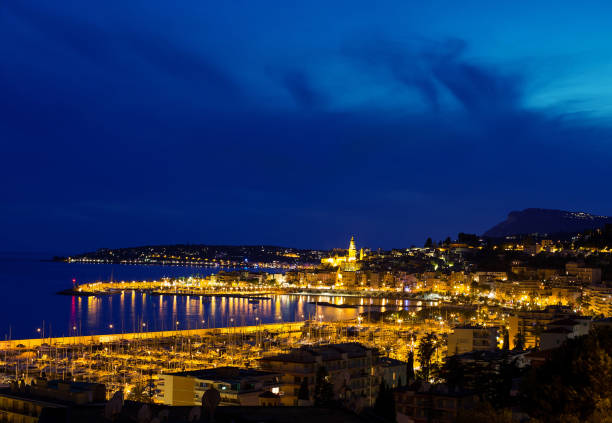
[{"x1": 0, "y1": 253, "x2": 373, "y2": 340}]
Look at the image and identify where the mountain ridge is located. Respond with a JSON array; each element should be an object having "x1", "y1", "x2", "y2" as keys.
[{"x1": 483, "y1": 208, "x2": 612, "y2": 238}]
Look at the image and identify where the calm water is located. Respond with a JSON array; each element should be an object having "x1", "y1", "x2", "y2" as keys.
[{"x1": 0, "y1": 253, "x2": 365, "y2": 340}]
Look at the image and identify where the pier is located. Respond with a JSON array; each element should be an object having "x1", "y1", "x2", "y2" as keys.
[{"x1": 0, "y1": 321, "x2": 306, "y2": 350}]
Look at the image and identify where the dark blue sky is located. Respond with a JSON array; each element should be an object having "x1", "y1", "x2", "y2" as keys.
[{"x1": 2, "y1": 1, "x2": 612, "y2": 254}]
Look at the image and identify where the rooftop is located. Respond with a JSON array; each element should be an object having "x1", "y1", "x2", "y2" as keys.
[
  {"x1": 548, "y1": 318, "x2": 584, "y2": 326},
  {"x1": 0, "y1": 391, "x2": 68, "y2": 408},
  {"x1": 452, "y1": 325, "x2": 496, "y2": 330},
  {"x1": 379, "y1": 357, "x2": 408, "y2": 367},
  {"x1": 396, "y1": 382, "x2": 477, "y2": 398},
  {"x1": 169, "y1": 366, "x2": 278, "y2": 382},
  {"x1": 259, "y1": 343, "x2": 375, "y2": 364},
  {"x1": 542, "y1": 327, "x2": 573, "y2": 334}
]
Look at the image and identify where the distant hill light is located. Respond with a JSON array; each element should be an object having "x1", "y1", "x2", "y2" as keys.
[{"x1": 483, "y1": 208, "x2": 612, "y2": 238}]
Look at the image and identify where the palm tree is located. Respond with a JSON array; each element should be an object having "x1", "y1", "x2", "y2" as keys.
[{"x1": 417, "y1": 332, "x2": 439, "y2": 381}]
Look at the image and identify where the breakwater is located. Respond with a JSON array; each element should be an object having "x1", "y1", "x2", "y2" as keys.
[{"x1": 0, "y1": 321, "x2": 306, "y2": 350}]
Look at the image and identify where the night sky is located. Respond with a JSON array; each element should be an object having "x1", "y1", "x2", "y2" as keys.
[{"x1": 2, "y1": 1, "x2": 612, "y2": 254}]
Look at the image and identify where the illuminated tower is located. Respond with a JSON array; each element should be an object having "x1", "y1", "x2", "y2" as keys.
[
  {"x1": 359, "y1": 248, "x2": 364, "y2": 261},
  {"x1": 348, "y1": 236, "x2": 357, "y2": 262}
]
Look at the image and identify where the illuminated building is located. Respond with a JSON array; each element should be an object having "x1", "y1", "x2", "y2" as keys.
[
  {"x1": 565, "y1": 262, "x2": 602, "y2": 284},
  {"x1": 348, "y1": 236, "x2": 357, "y2": 261},
  {"x1": 508, "y1": 306, "x2": 575, "y2": 349},
  {"x1": 473, "y1": 271, "x2": 507, "y2": 283},
  {"x1": 320, "y1": 236, "x2": 364, "y2": 272},
  {"x1": 584, "y1": 284, "x2": 612, "y2": 316},
  {"x1": 447, "y1": 326, "x2": 499, "y2": 355},
  {"x1": 158, "y1": 367, "x2": 281, "y2": 406},
  {"x1": 259, "y1": 343, "x2": 380, "y2": 407}
]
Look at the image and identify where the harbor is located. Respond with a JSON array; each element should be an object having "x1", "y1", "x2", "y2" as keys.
[{"x1": 0, "y1": 318, "x2": 447, "y2": 401}]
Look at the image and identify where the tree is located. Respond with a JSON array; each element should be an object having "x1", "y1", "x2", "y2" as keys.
[
  {"x1": 424, "y1": 237, "x2": 433, "y2": 248},
  {"x1": 126, "y1": 382, "x2": 153, "y2": 403},
  {"x1": 313, "y1": 366, "x2": 334, "y2": 406},
  {"x1": 456, "y1": 402, "x2": 514, "y2": 423},
  {"x1": 533, "y1": 323, "x2": 546, "y2": 348},
  {"x1": 489, "y1": 359, "x2": 521, "y2": 408},
  {"x1": 438, "y1": 354, "x2": 466, "y2": 390},
  {"x1": 417, "y1": 332, "x2": 439, "y2": 381},
  {"x1": 439, "y1": 354, "x2": 521, "y2": 409},
  {"x1": 297, "y1": 377, "x2": 309, "y2": 401},
  {"x1": 406, "y1": 350, "x2": 415, "y2": 381},
  {"x1": 374, "y1": 381, "x2": 397, "y2": 423},
  {"x1": 502, "y1": 328, "x2": 510, "y2": 351},
  {"x1": 513, "y1": 331, "x2": 526, "y2": 351},
  {"x1": 520, "y1": 327, "x2": 612, "y2": 422},
  {"x1": 458, "y1": 233, "x2": 480, "y2": 246}
]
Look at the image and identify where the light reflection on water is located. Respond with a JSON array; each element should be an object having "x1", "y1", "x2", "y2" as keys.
[
  {"x1": 67, "y1": 293, "x2": 374, "y2": 336},
  {"x1": 0, "y1": 256, "x2": 424, "y2": 339},
  {"x1": 64, "y1": 293, "x2": 424, "y2": 336}
]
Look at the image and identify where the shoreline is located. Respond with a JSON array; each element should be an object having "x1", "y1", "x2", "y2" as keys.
[{"x1": 56, "y1": 288, "x2": 274, "y2": 300}]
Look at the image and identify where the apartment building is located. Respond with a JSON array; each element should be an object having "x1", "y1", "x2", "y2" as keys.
[
  {"x1": 258, "y1": 343, "x2": 381, "y2": 407},
  {"x1": 447, "y1": 326, "x2": 498, "y2": 356},
  {"x1": 508, "y1": 306, "x2": 575, "y2": 348},
  {"x1": 395, "y1": 383, "x2": 479, "y2": 423},
  {"x1": 565, "y1": 262, "x2": 602, "y2": 284},
  {"x1": 584, "y1": 285, "x2": 612, "y2": 317},
  {"x1": 0, "y1": 379, "x2": 105, "y2": 423},
  {"x1": 158, "y1": 367, "x2": 280, "y2": 406}
]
